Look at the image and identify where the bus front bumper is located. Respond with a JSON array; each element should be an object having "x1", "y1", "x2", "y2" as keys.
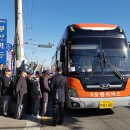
[{"x1": 66, "y1": 96, "x2": 130, "y2": 109}]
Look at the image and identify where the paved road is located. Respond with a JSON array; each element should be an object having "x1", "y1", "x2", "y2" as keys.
[
  {"x1": 1, "y1": 105, "x2": 130, "y2": 130},
  {"x1": 41, "y1": 106, "x2": 130, "y2": 130}
]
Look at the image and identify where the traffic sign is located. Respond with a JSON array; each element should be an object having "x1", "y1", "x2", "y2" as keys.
[
  {"x1": 0, "y1": 19, "x2": 7, "y2": 64},
  {"x1": 6, "y1": 43, "x2": 13, "y2": 51}
]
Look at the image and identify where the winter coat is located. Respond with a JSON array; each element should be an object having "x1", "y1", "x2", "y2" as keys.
[
  {"x1": 40, "y1": 76, "x2": 50, "y2": 103},
  {"x1": 1, "y1": 75, "x2": 13, "y2": 96},
  {"x1": 15, "y1": 76, "x2": 27, "y2": 104},
  {"x1": 50, "y1": 74, "x2": 68, "y2": 103},
  {"x1": 31, "y1": 78, "x2": 41, "y2": 99}
]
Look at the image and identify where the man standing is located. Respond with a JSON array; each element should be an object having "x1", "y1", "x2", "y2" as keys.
[
  {"x1": 40, "y1": 70, "x2": 50, "y2": 116},
  {"x1": 0, "y1": 64, "x2": 5, "y2": 96},
  {"x1": 31, "y1": 71, "x2": 41, "y2": 118},
  {"x1": 26, "y1": 71, "x2": 34, "y2": 114},
  {"x1": 51, "y1": 67, "x2": 68, "y2": 126},
  {"x1": 0, "y1": 64, "x2": 5, "y2": 76},
  {"x1": 15, "y1": 70, "x2": 27, "y2": 119},
  {"x1": 1, "y1": 68, "x2": 12, "y2": 116}
]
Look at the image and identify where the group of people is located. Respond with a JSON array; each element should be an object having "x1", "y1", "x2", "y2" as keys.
[{"x1": 0, "y1": 64, "x2": 68, "y2": 127}]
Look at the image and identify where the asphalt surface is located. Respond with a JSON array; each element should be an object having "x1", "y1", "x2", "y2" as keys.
[{"x1": 1, "y1": 99, "x2": 130, "y2": 130}]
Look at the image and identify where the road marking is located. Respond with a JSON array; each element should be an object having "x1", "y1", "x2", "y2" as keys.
[
  {"x1": 41, "y1": 116, "x2": 52, "y2": 121},
  {"x1": 41, "y1": 116, "x2": 49, "y2": 120}
]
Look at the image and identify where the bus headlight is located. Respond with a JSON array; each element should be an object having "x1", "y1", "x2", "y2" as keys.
[{"x1": 68, "y1": 87, "x2": 79, "y2": 97}]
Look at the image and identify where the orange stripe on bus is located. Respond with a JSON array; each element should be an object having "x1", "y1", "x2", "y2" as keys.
[
  {"x1": 67, "y1": 77, "x2": 130, "y2": 98},
  {"x1": 74, "y1": 23, "x2": 117, "y2": 29}
]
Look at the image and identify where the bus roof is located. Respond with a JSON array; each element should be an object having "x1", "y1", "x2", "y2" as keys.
[{"x1": 73, "y1": 23, "x2": 117, "y2": 30}]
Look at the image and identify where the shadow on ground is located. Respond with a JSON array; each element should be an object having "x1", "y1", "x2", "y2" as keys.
[
  {"x1": 41, "y1": 101, "x2": 114, "y2": 130},
  {"x1": 0, "y1": 97, "x2": 115, "y2": 130}
]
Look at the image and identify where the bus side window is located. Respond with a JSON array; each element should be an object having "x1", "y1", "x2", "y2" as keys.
[{"x1": 60, "y1": 45, "x2": 65, "y2": 62}]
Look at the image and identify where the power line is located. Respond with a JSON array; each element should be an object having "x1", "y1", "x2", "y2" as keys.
[
  {"x1": 30, "y1": 0, "x2": 33, "y2": 29},
  {"x1": 24, "y1": 0, "x2": 33, "y2": 29}
]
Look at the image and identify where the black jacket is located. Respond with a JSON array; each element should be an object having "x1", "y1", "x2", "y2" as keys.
[
  {"x1": 26, "y1": 77, "x2": 33, "y2": 96},
  {"x1": 51, "y1": 74, "x2": 68, "y2": 103},
  {"x1": 2, "y1": 75, "x2": 12, "y2": 96},
  {"x1": 0, "y1": 68, "x2": 5, "y2": 76},
  {"x1": 40, "y1": 76, "x2": 50, "y2": 102},
  {"x1": 31, "y1": 78, "x2": 41, "y2": 99}
]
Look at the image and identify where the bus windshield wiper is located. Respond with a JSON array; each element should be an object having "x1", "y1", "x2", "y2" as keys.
[
  {"x1": 85, "y1": 51, "x2": 105, "y2": 80},
  {"x1": 105, "y1": 58, "x2": 124, "y2": 80},
  {"x1": 85, "y1": 51, "x2": 124, "y2": 81}
]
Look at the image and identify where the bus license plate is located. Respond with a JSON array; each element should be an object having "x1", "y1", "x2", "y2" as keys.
[{"x1": 99, "y1": 101, "x2": 114, "y2": 109}]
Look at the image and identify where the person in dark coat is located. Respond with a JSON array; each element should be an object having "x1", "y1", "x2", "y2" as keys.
[
  {"x1": 40, "y1": 70, "x2": 50, "y2": 116},
  {"x1": 26, "y1": 71, "x2": 34, "y2": 114},
  {"x1": 15, "y1": 70, "x2": 27, "y2": 119},
  {"x1": 31, "y1": 71, "x2": 42, "y2": 118},
  {"x1": 0, "y1": 64, "x2": 5, "y2": 76},
  {"x1": 50, "y1": 67, "x2": 68, "y2": 126},
  {"x1": 1, "y1": 68, "x2": 12, "y2": 116},
  {"x1": 0, "y1": 64, "x2": 5, "y2": 96}
]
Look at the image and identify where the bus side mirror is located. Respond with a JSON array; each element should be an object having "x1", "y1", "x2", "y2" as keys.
[
  {"x1": 60, "y1": 45, "x2": 65, "y2": 62},
  {"x1": 128, "y1": 42, "x2": 130, "y2": 48},
  {"x1": 56, "y1": 60, "x2": 59, "y2": 65}
]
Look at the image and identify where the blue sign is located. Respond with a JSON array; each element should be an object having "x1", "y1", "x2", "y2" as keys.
[
  {"x1": 6, "y1": 43, "x2": 12, "y2": 51},
  {"x1": 0, "y1": 19, "x2": 7, "y2": 64}
]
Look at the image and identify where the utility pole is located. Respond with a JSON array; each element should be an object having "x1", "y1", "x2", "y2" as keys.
[{"x1": 14, "y1": 0, "x2": 24, "y2": 68}]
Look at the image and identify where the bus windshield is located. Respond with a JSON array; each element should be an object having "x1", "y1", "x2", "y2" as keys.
[{"x1": 69, "y1": 37, "x2": 130, "y2": 74}]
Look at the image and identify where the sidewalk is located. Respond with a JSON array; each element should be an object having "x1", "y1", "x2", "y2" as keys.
[
  {"x1": 0, "y1": 115, "x2": 41, "y2": 130},
  {"x1": 0, "y1": 115, "x2": 71, "y2": 130},
  {"x1": 0, "y1": 98, "x2": 59, "y2": 130}
]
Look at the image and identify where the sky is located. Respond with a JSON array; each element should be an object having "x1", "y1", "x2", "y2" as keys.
[{"x1": 0, "y1": 0, "x2": 130, "y2": 68}]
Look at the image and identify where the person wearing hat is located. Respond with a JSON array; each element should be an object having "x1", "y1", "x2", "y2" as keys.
[
  {"x1": 50, "y1": 67, "x2": 68, "y2": 126},
  {"x1": 0, "y1": 64, "x2": 5, "y2": 96},
  {"x1": 26, "y1": 71, "x2": 34, "y2": 114},
  {"x1": 1, "y1": 68, "x2": 12, "y2": 116},
  {"x1": 31, "y1": 71, "x2": 42, "y2": 118},
  {"x1": 0, "y1": 64, "x2": 5, "y2": 76},
  {"x1": 15, "y1": 70, "x2": 28, "y2": 119},
  {"x1": 40, "y1": 70, "x2": 50, "y2": 116}
]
